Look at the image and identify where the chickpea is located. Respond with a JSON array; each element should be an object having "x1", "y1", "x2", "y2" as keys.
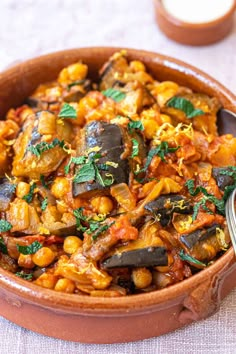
[
  {"x1": 160, "y1": 114, "x2": 172, "y2": 125},
  {"x1": 54, "y1": 278, "x2": 75, "y2": 293},
  {"x1": 155, "y1": 254, "x2": 173, "y2": 273},
  {"x1": 32, "y1": 247, "x2": 55, "y2": 267},
  {"x1": 56, "y1": 200, "x2": 68, "y2": 214},
  {"x1": 65, "y1": 102, "x2": 85, "y2": 126},
  {"x1": 129, "y1": 60, "x2": 146, "y2": 72},
  {"x1": 155, "y1": 81, "x2": 179, "y2": 107},
  {"x1": 132, "y1": 268, "x2": 152, "y2": 289},
  {"x1": 63, "y1": 236, "x2": 82, "y2": 254},
  {"x1": 18, "y1": 254, "x2": 34, "y2": 269},
  {"x1": 51, "y1": 177, "x2": 70, "y2": 199},
  {"x1": 58, "y1": 63, "x2": 88, "y2": 84},
  {"x1": 141, "y1": 118, "x2": 159, "y2": 139},
  {"x1": 153, "y1": 271, "x2": 172, "y2": 289},
  {"x1": 91, "y1": 196, "x2": 113, "y2": 214},
  {"x1": 67, "y1": 63, "x2": 88, "y2": 81},
  {"x1": 16, "y1": 182, "x2": 30, "y2": 199},
  {"x1": 34, "y1": 273, "x2": 58, "y2": 289}
]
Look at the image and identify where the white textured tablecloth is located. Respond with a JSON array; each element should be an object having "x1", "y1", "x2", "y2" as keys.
[{"x1": 0, "y1": 1, "x2": 236, "y2": 353}]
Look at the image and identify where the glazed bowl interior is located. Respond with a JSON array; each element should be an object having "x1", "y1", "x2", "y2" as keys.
[{"x1": 0, "y1": 47, "x2": 236, "y2": 314}]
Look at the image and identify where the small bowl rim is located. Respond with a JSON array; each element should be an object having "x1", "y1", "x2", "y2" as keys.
[
  {"x1": 0, "y1": 46, "x2": 236, "y2": 314},
  {"x1": 154, "y1": 0, "x2": 236, "y2": 28}
]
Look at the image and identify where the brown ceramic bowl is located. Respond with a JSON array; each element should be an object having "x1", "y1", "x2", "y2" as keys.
[
  {"x1": 0, "y1": 47, "x2": 236, "y2": 344},
  {"x1": 154, "y1": 0, "x2": 236, "y2": 45}
]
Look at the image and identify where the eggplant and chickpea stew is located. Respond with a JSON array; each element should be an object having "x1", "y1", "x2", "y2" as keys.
[{"x1": 0, "y1": 51, "x2": 235, "y2": 296}]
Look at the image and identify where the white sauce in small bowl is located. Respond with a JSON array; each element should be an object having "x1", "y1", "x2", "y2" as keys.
[{"x1": 162, "y1": 0, "x2": 235, "y2": 24}]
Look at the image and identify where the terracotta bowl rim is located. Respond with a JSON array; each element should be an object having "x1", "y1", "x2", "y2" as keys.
[
  {"x1": 0, "y1": 46, "x2": 236, "y2": 314},
  {"x1": 154, "y1": 0, "x2": 236, "y2": 29}
]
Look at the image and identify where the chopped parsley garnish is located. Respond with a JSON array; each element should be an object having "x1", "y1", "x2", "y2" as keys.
[
  {"x1": 167, "y1": 97, "x2": 204, "y2": 118},
  {"x1": 179, "y1": 249, "x2": 206, "y2": 267},
  {"x1": 72, "y1": 152, "x2": 114, "y2": 187},
  {"x1": 128, "y1": 120, "x2": 144, "y2": 133},
  {"x1": 137, "y1": 141, "x2": 179, "y2": 173},
  {"x1": 0, "y1": 237, "x2": 8, "y2": 254},
  {"x1": 73, "y1": 207, "x2": 114, "y2": 240},
  {"x1": 67, "y1": 80, "x2": 85, "y2": 91},
  {"x1": 131, "y1": 138, "x2": 139, "y2": 158},
  {"x1": 64, "y1": 156, "x2": 87, "y2": 174},
  {"x1": 40, "y1": 174, "x2": 49, "y2": 189},
  {"x1": 58, "y1": 103, "x2": 77, "y2": 119},
  {"x1": 217, "y1": 166, "x2": 236, "y2": 177},
  {"x1": 91, "y1": 222, "x2": 115, "y2": 241},
  {"x1": 27, "y1": 138, "x2": 66, "y2": 157},
  {"x1": 41, "y1": 197, "x2": 48, "y2": 211},
  {"x1": 22, "y1": 183, "x2": 36, "y2": 204},
  {"x1": 185, "y1": 179, "x2": 225, "y2": 220},
  {"x1": 15, "y1": 271, "x2": 33, "y2": 280},
  {"x1": 73, "y1": 162, "x2": 96, "y2": 184},
  {"x1": 0, "y1": 220, "x2": 12, "y2": 233},
  {"x1": 102, "y1": 88, "x2": 126, "y2": 102},
  {"x1": 73, "y1": 207, "x2": 87, "y2": 232},
  {"x1": 214, "y1": 167, "x2": 236, "y2": 202},
  {"x1": 17, "y1": 241, "x2": 43, "y2": 255}
]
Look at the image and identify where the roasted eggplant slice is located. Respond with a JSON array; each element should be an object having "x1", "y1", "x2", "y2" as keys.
[
  {"x1": 63, "y1": 79, "x2": 92, "y2": 103},
  {"x1": 12, "y1": 111, "x2": 72, "y2": 179},
  {"x1": 0, "y1": 182, "x2": 16, "y2": 211},
  {"x1": 180, "y1": 224, "x2": 221, "y2": 249},
  {"x1": 73, "y1": 121, "x2": 129, "y2": 198},
  {"x1": 212, "y1": 167, "x2": 235, "y2": 191},
  {"x1": 99, "y1": 53, "x2": 129, "y2": 90},
  {"x1": 101, "y1": 246, "x2": 168, "y2": 269},
  {"x1": 145, "y1": 194, "x2": 193, "y2": 226}
]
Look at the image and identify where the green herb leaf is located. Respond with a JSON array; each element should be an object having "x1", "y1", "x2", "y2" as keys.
[
  {"x1": 58, "y1": 103, "x2": 77, "y2": 119},
  {"x1": 0, "y1": 237, "x2": 8, "y2": 254},
  {"x1": 92, "y1": 221, "x2": 115, "y2": 241},
  {"x1": 17, "y1": 241, "x2": 43, "y2": 255},
  {"x1": 223, "y1": 184, "x2": 236, "y2": 202},
  {"x1": 167, "y1": 97, "x2": 204, "y2": 119},
  {"x1": 128, "y1": 120, "x2": 144, "y2": 133},
  {"x1": 40, "y1": 175, "x2": 49, "y2": 189},
  {"x1": 0, "y1": 220, "x2": 12, "y2": 233},
  {"x1": 73, "y1": 207, "x2": 87, "y2": 232},
  {"x1": 67, "y1": 80, "x2": 85, "y2": 91},
  {"x1": 102, "y1": 88, "x2": 126, "y2": 102},
  {"x1": 41, "y1": 197, "x2": 48, "y2": 211},
  {"x1": 131, "y1": 138, "x2": 139, "y2": 158},
  {"x1": 22, "y1": 183, "x2": 36, "y2": 203},
  {"x1": 15, "y1": 271, "x2": 33, "y2": 280},
  {"x1": 137, "y1": 142, "x2": 179, "y2": 173},
  {"x1": 96, "y1": 163, "x2": 109, "y2": 171},
  {"x1": 73, "y1": 162, "x2": 96, "y2": 184},
  {"x1": 185, "y1": 179, "x2": 226, "y2": 218},
  {"x1": 27, "y1": 138, "x2": 66, "y2": 157},
  {"x1": 179, "y1": 249, "x2": 206, "y2": 267},
  {"x1": 64, "y1": 156, "x2": 87, "y2": 174}
]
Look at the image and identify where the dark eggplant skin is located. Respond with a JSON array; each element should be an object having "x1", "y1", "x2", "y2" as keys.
[
  {"x1": 73, "y1": 121, "x2": 129, "y2": 198},
  {"x1": 99, "y1": 54, "x2": 129, "y2": 91},
  {"x1": 180, "y1": 224, "x2": 221, "y2": 249},
  {"x1": 0, "y1": 182, "x2": 16, "y2": 211},
  {"x1": 212, "y1": 168, "x2": 235, "y2": 191},
  {"x1": 145, "y1": 194, "x2": 193, "y2": 226},
  {"x1": 101, "y1": 246, "x2": 168, "y2": 269}
]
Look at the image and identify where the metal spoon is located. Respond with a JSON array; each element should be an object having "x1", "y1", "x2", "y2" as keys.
[{"x1": 225, "y1": 188, "x2": 236, "y2": 254}]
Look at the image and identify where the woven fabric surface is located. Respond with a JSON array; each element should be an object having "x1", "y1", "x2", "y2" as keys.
[{"x1": 0, "y1": 1, "x2": 236, "y2": 353}]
